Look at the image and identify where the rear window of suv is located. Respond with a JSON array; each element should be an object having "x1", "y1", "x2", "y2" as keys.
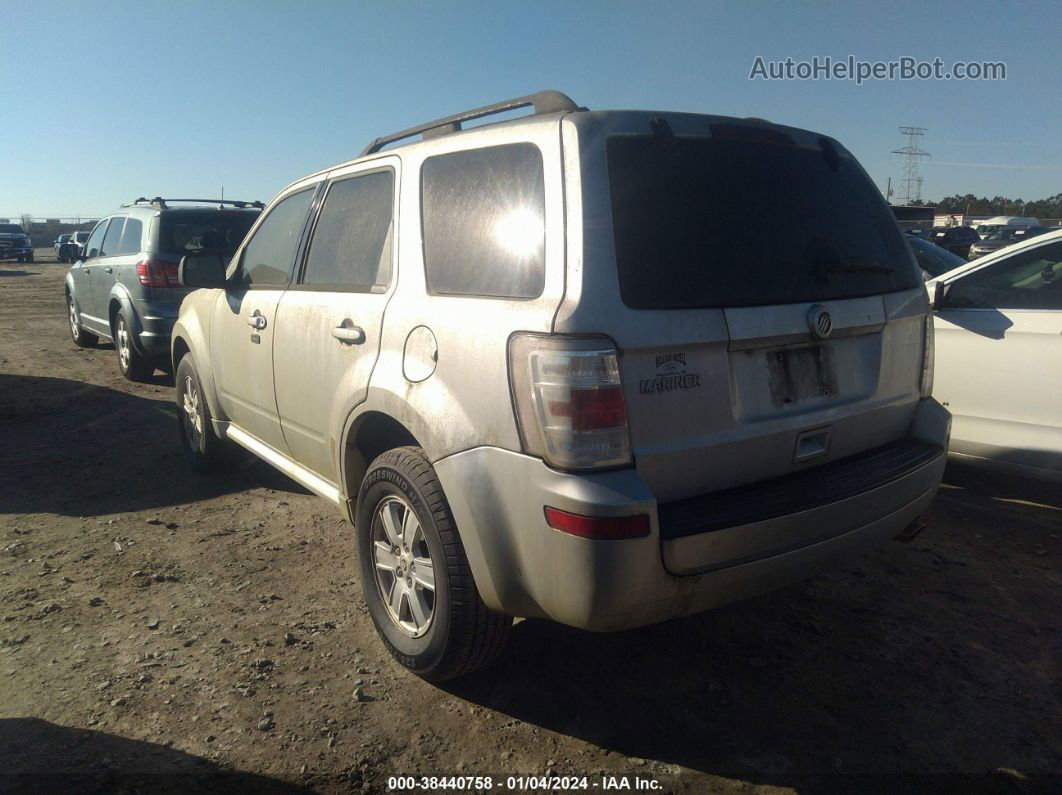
[
  {"x1": 158, "y1": 211, "x2": 259, "y2": 257},
  {"x1": 607, "y1": 131, "x2": 919, "y2": 309}
]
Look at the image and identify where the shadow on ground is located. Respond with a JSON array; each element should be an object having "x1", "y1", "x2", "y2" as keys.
[
  {"x1": 942, "y1": 460, "x2": 1061, "y2": 513},
  {"x1": 0, "y1": 718, "x2": 308, "y2": 793},
  {"x1": 446, "y1": 470, "x2": 1061, "y2": 789},
  {"x1": 0, "y1": 374, "x2": 309, "y2": 516}
]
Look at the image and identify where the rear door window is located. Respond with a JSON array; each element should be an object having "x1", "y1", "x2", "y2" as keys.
[
  {"x1": 100, "y1": 217, "x2": 126, "y2": 257},
  {"x1": 607, "y1": 131, "x2": 920, "y2": 308},
  {"x1": 302, "y1": 170, "x2": 394, "y2": 290},
  {"x1": 421, "y1": 143, "x2": 545, "y2": 299},
  {"x1": 117, "y1": 217, "x2": 143, "y2": 254}
]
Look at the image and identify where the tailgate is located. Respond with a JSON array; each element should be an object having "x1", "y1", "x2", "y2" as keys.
[
  {"x1": 591, "y1": 113, "x2": 928, "y2": 503},
  {"x1": 617, "y1": 297, "x2": 924, "y2": 503}
]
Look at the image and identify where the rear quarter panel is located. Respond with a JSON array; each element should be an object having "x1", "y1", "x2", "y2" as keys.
[{"x1": 342, "y1": 119, "x2": 568, "y2": 481}]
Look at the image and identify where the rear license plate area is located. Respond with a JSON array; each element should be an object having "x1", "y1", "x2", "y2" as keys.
[{"x1": 765, "y1": 344, "x2": 837, "y2": 408}]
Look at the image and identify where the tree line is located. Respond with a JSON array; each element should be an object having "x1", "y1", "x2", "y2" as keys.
[{"x1": 906, "y1": 192, "x2": 1062, "y2": 218}]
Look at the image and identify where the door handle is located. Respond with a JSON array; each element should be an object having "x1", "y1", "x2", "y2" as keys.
[
  {"x1": 103, "y1": 267, "x2": 113, "y2": 274},
  {"x1": 247, "y1": 312, "x2": 267, "y2": 330},
  {"x1": 331, "y1": 324, "x2": 366, "y2": 344}
]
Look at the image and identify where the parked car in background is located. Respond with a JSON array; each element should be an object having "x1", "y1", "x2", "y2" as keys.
[
  {"x1": 929, "y1": 229, "x2": 1062, "y2": 481},
  {"x1": 974, "y1": 216, "x2": 1040, "y2": 238},
  {"x1": 890, "y1": 204, "x2": 934, "y2": 236},
  {"x1": 0, "y1": 223, "x2": 34, "y2": 262},
  {"x1": 172, "y1": 91, "x2": 949, "y2": 681},
  {"x1": 908, "y1": 235, "x2": 967, "y2": 279},
  {"x1": 54, "y1": 234, "x2": 72, "y2": 259},
  {"x1": 968, "y1": 225, "x2": 1050, "y2": 259},
  {"x1": 65, "y1": 198, "x2": 261, "y2": 380},
  {"x1": 55, "y1": 231, "x2": 90, "y2": 262},
  {"x1": 925, "y1": 225, "x2": 979, "y2": 258}
]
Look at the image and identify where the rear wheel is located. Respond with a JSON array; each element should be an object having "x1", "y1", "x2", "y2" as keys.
[
  {"x1": 175, "y1": 355, "x2": 224, "y2": 472},
  {"x1": 67, "y1": 295, "x2": 98, "y2": 347},
  {"x1": 115, "y1": 310, "x2": 153, "y2": 381},
  {"x1": 357, "y1": 446, "x2": 512, "y2": 681}
]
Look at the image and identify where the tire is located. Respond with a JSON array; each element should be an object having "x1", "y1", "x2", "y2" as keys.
[
  {"x1": 114, "y1": 310, "x2": 153, "y2": 381},
  {"x1": 26, "y1": 252, "x2": 34, "y2": 263},
  {"x1": 175, "y1": 355, "x2": 224, "y2": 472},
  {"x1": 67, "y1": 294, "x2": 98, "y2": 347},
  {"x1": 357, "y1": 446, "x2": 512, "y2": 681}
]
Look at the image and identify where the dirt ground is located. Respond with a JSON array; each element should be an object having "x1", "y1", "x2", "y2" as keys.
[{"x1": 1, "y1": 249, "x2": 1059, "y2": 793}]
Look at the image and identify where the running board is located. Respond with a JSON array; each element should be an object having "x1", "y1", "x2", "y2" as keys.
[{"x1": 224, "y1": 425, "x2": 341, "y2": 507}]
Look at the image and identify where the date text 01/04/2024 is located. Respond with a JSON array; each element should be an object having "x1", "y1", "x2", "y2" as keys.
[{"x1": 386, "y1": 775, "x2": 663, "y2": 791}]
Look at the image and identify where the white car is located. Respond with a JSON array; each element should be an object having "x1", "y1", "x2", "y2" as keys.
[
  {"x1": 973, "y1": 216, "x2": 1040, "y2": 238},
  {"x1": 928, "y1": 229, "x2": 1062, "y2": 481}
]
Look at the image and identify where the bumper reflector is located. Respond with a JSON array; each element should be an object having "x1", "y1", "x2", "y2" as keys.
[{"x1": 544, "y1": 507, "x2": 650, "y2": 540}]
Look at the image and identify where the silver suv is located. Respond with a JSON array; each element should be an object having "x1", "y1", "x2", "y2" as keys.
[
  {"x1": 172, "y1": 91, "x2": 950, "y2": 681},
  {"x1": 65, "y1": 198, "x2": 261, "y2": 380}
]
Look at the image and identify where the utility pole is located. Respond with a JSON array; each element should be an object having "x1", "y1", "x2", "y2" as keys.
[
  {"x1": 885, "y1": 177, "x2": 892, "y2": 203},
  {"x1": 891, "y1": 127, "x2": 930, "y2": 204}
]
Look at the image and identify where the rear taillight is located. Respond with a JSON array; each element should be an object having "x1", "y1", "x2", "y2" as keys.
[
  {"x1": 544, "y1": 507, "x2": 649, "y2": 540},
  {"x1": 920, "y1": 315, "x2": 935, "y2": 399},
  {"x1": 508, "y1": 334, "x2": 632, "y2": 470},
  {"x1": 135, "y1": 259, "x2": 180, "y2": 288}
]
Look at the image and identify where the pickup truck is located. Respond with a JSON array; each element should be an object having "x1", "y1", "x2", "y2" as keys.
[{"x1": 0, "y1": 223, "x2": 33, "y2": 263}]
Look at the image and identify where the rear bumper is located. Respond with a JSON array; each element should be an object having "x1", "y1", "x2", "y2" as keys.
[
  {"x1": 435, "y1": 398, "x2": 950, "y2": 631},
  {"x1": 131, "y1": 299, "x2": 178, "y2": 356}
]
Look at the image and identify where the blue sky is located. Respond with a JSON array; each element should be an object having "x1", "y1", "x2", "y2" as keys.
[{"x1": 3, "y1": 0, "x2": 1059, "y2": 217}]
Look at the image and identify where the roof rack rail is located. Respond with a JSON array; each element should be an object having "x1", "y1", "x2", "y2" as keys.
[
  {"x1": 124, "y1": 197, "x2": 265, "y2": 210},
  {"x1": 359, "y1": 90, "x2": 585, "y2": 157}
]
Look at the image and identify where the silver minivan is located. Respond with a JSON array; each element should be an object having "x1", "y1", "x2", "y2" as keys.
[{"x1": 173, "y1": 91, "x2": 950, "y2": 680}]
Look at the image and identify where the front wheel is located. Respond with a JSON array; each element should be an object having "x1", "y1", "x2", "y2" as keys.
[
  {"x1": 67, "y1": 295, "x2": 98, "y2": 347},
  {"x1": 175, "y1": 355, "x2": 224, "y2": 472},
  {"x1": 357, "y1": 447, "x2": 512, "y2": 681},
  {"x1": 114, "y1": 310, "x2": 153, "y2": 381}
]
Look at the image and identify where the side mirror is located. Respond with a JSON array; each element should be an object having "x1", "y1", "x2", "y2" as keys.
[
  {"x1": 931, "y1": 280, "x2": 948, "y2": 309},
  {"x1": 179, "y1": 254, "x2": 227, "y2": 288}
]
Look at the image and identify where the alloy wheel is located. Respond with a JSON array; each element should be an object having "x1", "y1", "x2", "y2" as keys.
[
  {"x1": 181, "y1": 375, "x2": 203, "y2": 451},
  {"x1": 371, "y1": 496, "x2": 437, "y2": 638},
  {"x1": 116, "y1": 317, "x2": 130, "y2": 370},
  {"x1": 68, "y1": 298, "x2": 79, "y2": 340}
]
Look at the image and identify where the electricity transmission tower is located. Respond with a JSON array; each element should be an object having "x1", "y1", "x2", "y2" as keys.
[{"x1": 891, "y1": 127, "x2": 929, "y2": 204}]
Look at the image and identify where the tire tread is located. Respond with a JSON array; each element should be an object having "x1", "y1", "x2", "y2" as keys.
[{"x1": 361, "y1": 446, "x2": 511, "y2": 681}]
